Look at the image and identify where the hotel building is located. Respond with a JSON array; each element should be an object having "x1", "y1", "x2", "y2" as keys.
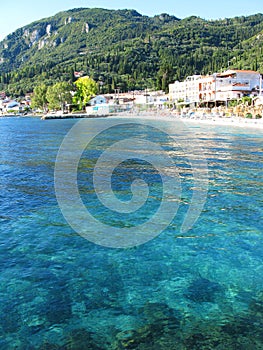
[{"x1": 169, "y1": 70, "x2": 262, "y2": 106}]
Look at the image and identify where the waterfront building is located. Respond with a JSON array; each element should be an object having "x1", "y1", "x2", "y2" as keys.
[
  {"x1": 199, "y1": 75, "x2": 216, "y2": 103},
  {"x1": 169, "y1": 75, "x2": 203, "y2": 105},
  {"x1": 169, "y1": 70, "x2": 262, "y2": 106},
  {"x1": 214, "y1": 70, "x2": 261, "y2": 103}
]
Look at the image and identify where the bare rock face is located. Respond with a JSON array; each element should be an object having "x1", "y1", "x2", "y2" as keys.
[
  {"x1": 64, "y1": 17, "x2": 74, "y2": 25},
  {"x1": 38, "y1": 38, "x2": 47, "y2": 50},
  {"x1": 23, "y1": 29, "x2": 30, "y2": 38},
  {"x1": 23, "y1": 28, "x2": 40, "y2": 47},
  {"x1": 82, "y1": 23, "x2": 90, "y2": 34},
  {"x1": 30, "y1": 30, "x2": 41, "y2": 45},
  {"x1": 85, "y1": 23, "x2": 90, "y2": 33},
  {"x1": 46, "y1": 24, "x2": 52, "y2": 36}
]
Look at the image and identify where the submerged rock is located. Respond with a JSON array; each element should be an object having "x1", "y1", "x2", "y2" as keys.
[
  {"x1": 185, "y1": 276, "x2": 222, "y2": 303},
  {"x1": 113, "y1": 302, "x2": 181, "y2": 349}
]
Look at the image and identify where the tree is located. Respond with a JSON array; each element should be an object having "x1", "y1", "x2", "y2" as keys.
[
  {"x1": 31, "y1": 84, "x2": 48, "y2": 111},
  {"x1": 73, "y1": 76, "x2": 98, "y2": 110},
  {"x1": 46, "y1": 82, "x2": 72, "y2": 112}
]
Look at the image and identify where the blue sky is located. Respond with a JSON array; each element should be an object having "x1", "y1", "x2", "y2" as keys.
[{"x1": 0, "y1": 0, "x2": 262, "y2": 40}]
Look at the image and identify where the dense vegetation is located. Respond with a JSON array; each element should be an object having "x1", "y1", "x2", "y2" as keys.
[{"x1": 0, "y1": 8, "x2": 263, "y2": 96}]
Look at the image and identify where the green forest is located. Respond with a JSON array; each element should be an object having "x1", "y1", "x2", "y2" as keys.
[{"x1": 0, "y1": 8, "x2": 263, "y2": 96}]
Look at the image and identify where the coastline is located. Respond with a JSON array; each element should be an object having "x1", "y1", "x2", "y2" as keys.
[
  {"x1": 40, "y1": 113, "x2": 111, "y2": 120},
  {"x1": 180, "y1": 116, "x2": 263, "y2": 129},
  {"x1": 110, "y1": 111, "x2": 263, "y2": 130},
  {"x1": 2, "y1": 110, "x2": 263, "y2": 130}
]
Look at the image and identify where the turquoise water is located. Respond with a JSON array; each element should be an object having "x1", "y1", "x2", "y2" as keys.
[{"x1": 0, "y1": 116, "x2": 262, "y2": 349}]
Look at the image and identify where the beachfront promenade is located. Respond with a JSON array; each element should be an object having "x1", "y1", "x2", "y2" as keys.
[
  {"x1": 38, "y1": 107, "x2": 263, "y2": 129},
  {"x1": 2, "y1": 104, "x2": 262, "y2": 129},
  {"x1": 116, "y1": 106, "x2": 263, "y2": 129}
]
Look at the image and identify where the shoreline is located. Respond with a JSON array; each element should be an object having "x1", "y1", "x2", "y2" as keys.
[
  {"x1": 1, "y1": 111, "x2": 263, "y2": 130},
  {"x1": 179, "y1": 116, "x2": 263, "y2": 129},
  {"x1": 40, "y1": 113, "x2": 111, "y2": 120},
  {"x1": 109, "y1": 112, "x2": 263, "y2": 130}
]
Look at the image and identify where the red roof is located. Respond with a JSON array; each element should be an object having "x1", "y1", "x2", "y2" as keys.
[{"x1": 216, "y1": 69, "x2": 260, "y2": 78}]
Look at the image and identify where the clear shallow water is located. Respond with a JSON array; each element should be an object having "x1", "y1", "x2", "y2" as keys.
[{"x1": 0, "y1": 116, "x2": 262, "y2": 349}]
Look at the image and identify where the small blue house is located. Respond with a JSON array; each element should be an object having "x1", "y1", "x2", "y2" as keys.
[
  {"x1": 7, "y1": 101, "x2": 19, "y2": 109},
  {"x1": 89, "y1": 95, "x2": 107, "y2": 106}
]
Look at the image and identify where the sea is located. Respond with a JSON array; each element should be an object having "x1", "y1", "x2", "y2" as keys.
[{"x1": 0, "y1": 116, "x2": 262, "y2": 349}]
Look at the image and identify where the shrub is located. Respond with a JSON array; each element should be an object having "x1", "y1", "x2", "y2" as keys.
[
  {"x1": 255, "y1": 114, "x2": 262, "y2": 119},
  {"x1": 6, "y1": 109, "x2": 17, "y2": 114},
  {"x1": 228, "y1": 99, "x2": 238, "y2": 107},
  {"x1": 245, "y1": 113, "x2": 253, "y2": 118}
]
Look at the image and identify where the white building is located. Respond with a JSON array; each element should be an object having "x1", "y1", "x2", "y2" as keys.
[
  {"x1": 169, "y1": 70, "x2": 262, "y2": 105},
  {"x1": 169, "y1": 75, "x2": 202, "y2": 105},
  {"x1": 214, "y1": 70, "x2": 261, "y2": 102}
]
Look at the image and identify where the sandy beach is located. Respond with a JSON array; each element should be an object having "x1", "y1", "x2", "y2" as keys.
[{"x1": 111, "y1": 111, "x2": 263, "y2": 130}]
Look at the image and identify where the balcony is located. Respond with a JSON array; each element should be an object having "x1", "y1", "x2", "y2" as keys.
[{"x1": 216, "y1": 79, "x2": 251, "y2": 92}]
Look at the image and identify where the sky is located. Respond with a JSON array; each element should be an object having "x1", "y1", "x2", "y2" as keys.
[{"x1": 0, "y1": 0, "x2": 262, "y2": 40}]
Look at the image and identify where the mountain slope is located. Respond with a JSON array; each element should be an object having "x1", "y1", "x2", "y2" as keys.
[{"x1": 0, "y1": 8, "x2": 263, "y2": 96}]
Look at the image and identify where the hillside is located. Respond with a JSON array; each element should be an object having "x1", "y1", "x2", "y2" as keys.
[{"x1": 0, "y1": 8, "x2": 263, "y2": 96}]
